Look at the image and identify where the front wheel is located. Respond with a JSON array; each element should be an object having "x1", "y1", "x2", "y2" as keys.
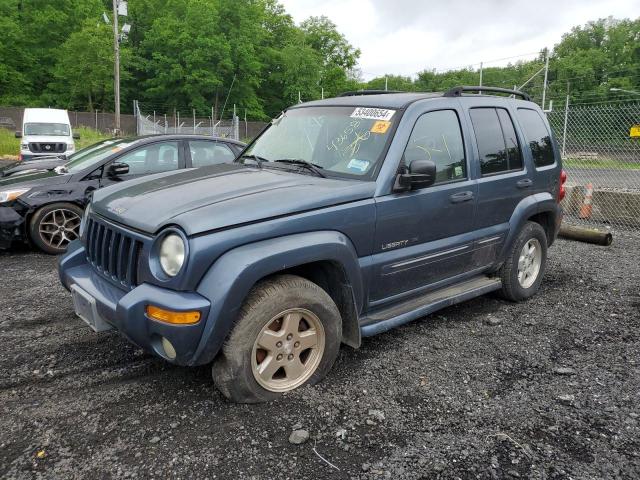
[
  {"x1": 499, "y1": 221, "x2": 548, "y2": 301},
  {"x1": 212, "y1": 274, "x2": 342, "y2": 403},
  {"x1": 29, "y1": 202, "x2": 84, "y2": 254}
]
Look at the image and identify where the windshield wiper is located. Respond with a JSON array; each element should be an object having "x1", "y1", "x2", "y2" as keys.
[
  {"x1": 274, "y1": 159, "x2": 326, "y2": 178},
  {"x1": 238, "y1": 154, "x2": 268, "y2": 168}
]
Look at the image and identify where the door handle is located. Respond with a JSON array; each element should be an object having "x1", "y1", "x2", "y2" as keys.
[
  {"x1": 517, "y1": 179, "x2": 533, "y2": 189},
  {"x1": 449, "y1": 191, "x2": 474, "y2": 203}
]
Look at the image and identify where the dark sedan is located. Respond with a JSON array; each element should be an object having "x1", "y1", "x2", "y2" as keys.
[{"x1": 0, "y1": 135, "x2": 245, "y2": 254}]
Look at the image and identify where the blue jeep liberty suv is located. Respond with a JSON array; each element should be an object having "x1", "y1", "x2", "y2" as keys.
[{"x1": 59, "y1": 86, "x2": 566, "y2": 403}]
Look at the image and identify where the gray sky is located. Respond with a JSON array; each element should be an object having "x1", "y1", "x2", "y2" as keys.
[{"x1": 280, "y1": 0, "x2": 638, "y2": 80}]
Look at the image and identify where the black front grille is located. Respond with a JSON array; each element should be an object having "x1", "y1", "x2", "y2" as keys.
[
  {"x1": 29, "y1": 142, "x2": 67, "y2": 153},
  {"x1": 84, "y1": 216, "x2": 143, "y2": 290}
]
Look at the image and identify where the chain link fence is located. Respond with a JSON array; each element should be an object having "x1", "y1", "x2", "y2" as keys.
[
  {"x1": 547, "y1": 101, "x2": 640, "y2": 230},
  {"x1": 135, "y1": 102, "x2": 268, "y2": 141},
  {"x1": 135, "y1": 102, "x2": 240, "y2": 140}
]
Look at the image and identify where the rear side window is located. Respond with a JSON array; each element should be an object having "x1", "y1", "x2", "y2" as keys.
[
  {"x1": 403, "y1": 109, "x2": 466, "y2": 184},
  {"x1": 517, "y1": 108, "x2": 555, "y2": 167},
  {"x1": 496, "y1": 109, "x2": 523, "y2": 170},
  {"x1": 469, "y1": 108, "x2": 523, "y2": 176}
]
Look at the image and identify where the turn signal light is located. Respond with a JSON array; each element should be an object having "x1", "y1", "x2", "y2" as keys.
[{"x1": 146, "y1": 305, "x2": 201, "y2": 324}]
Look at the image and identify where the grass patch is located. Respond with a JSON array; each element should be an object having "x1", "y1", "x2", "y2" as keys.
[
  {"x1": 564, "y1": 157, "x2": 640, "y2": 170},
  {"x1": 0, "y1": 128, "x2": 19, "y2": 157},
  {"x1": 0, "y1": 126, "x2": 111, "y2": 157},
  {"x1": 74, "y1": 126, "x2": 112, "y2": 149}
]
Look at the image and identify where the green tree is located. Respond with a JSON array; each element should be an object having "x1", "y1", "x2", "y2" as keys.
[
  {"x1": 365, "y1": 75, "x2": 416, "y2": 92},
  {"x1": 47, "y1": 20, "x2": 118, "y2": 111},
  {"x1": 138, "y1": 0, "x2": 232, "y2": 114},
  {"x1": 0, "y1": 1, "x2": 31, "y2": 105},
  {"x1": 300, "y1": 16, "x2": 361, "y2": 97}
]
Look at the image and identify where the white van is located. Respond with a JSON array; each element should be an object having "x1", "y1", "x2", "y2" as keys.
[{"x1": 16, "y1": 108, "x2": 78, "y2": 161}]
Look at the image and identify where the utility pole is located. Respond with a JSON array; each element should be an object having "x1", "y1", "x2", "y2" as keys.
[
  {"x1": 385, "y1": 76, "x2": 388, "y2": 91},
  {"x1": 541, "y1": 49, "x2": 549, "y2": 111},
  {"x1": 479, "y1": 62, "x2": 483, "y2": 90},
  {"x1": 112, "y1": 0, "x2": 120, "y2": 134}
]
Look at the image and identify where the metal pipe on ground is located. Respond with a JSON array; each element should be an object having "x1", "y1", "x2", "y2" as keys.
[{"x1": 559, "y1": 224, "x2": 613, "y2": 246}]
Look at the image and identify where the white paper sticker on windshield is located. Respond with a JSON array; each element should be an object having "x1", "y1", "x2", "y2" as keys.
[{"x1": 350, "y1": 107, "x2": 395, "y2": 121}]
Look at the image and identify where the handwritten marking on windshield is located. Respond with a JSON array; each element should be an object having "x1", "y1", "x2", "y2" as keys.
[
  {"x1": 346, "y1": 130, "x2": 370, "y2": 157},
  {"x1": 328, "y1": 120, "x2": 372, "y2": 158}
]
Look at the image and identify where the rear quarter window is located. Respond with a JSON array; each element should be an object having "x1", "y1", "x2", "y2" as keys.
[{"x1": 517, "y1": 108, "x2": 556, "y2": 167}]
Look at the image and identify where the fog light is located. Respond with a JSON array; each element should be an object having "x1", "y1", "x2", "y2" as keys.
[
  {"x1": 146, "y1": 305, "x2": 201, "y2": 324},
  {"x1": 161, "y1": 337, "x2": 177, "y2": 360}
]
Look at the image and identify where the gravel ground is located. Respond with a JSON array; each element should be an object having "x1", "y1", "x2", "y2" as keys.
[{"x1": 0, "y1": 233, "x2": 639, "y2": 479}]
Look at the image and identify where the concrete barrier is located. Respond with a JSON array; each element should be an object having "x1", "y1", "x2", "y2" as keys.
[{"x1": 563, "y1": 184, "x2": 640, "y2": 227}]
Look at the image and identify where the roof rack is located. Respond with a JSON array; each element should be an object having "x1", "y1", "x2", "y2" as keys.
[
  {"x1": 339, "y1": 90, "x2": 404, "y2": 97},
  {"x1": 443, "y1": 86, "x2": 531, "y2": 101}
]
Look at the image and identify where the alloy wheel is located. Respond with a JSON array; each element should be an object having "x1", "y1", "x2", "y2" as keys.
[
  {"x1": 38, "y1": 208, "x2": 81, "y2": 250},
  {"x1": 517, "y1": 238, "x2": 542, "y2": 289},
  {"x1": 251, "y1": 308, "x2": 325, "y2": 392}
]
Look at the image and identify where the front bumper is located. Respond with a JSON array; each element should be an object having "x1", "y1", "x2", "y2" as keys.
[
  {"x1": 0, "y1": 206, "x2": 26, "y2": 249},
  {"x1": 58, "y1": 241, "x2": 211, "y2": 365}
]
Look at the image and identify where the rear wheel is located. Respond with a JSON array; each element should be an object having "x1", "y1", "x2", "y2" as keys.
[
  {"x1": 212, "y1": 274, "x2": 342, "y2": 403},
  {"x1": 499, "y1": 221, "x2": 548, "y2": 301},
  {"x1": 29, "y1": 202, "x2": 83, "y2": 254}
]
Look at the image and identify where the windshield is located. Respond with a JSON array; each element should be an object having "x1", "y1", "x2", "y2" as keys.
[
  {"x1": 65, "y1": 139, "x2": 135, "y2": 173},
  {"x1": 24, "y1": 123, "x2": 70, "y2": 136},
  {"x1": 243, "y1": 106, "x2": 397, "y2": 179}
]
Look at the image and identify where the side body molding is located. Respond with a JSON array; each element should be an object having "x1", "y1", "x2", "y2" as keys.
[{"x1": 191, "y1": 231, "x2": 364, "y2": 365}]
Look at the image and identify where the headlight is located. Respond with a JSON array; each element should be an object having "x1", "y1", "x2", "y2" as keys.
[
  {"x1": 21, "y1": 144, "x2": 29, "y2": 150},
  {"x1": 79, "y1": 206, "x2": 91, "y2": 237},
  {"x1": 159, "y1": 233, "x2": 186, "y2": 277},
  {"x1": 0, "y1": 188, "x2": 30, "y2": 203}
]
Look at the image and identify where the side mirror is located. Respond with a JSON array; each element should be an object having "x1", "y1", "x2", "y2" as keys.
[
  {"x1": 15, "y1": 131, "x2": 22, "y2": 138},
  {"x1": 107, "y1": 162, "x2": 129, "y2": 177},
  {"x1": 394, "y1": 159, "x2": 437, "y2": 192},
  {"x1": 73, "y1": 132, "x2": 80, "y2": 140}
]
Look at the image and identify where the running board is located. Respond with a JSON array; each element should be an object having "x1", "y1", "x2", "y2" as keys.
[{"x1": 360, "y1": 276, "x2": 502, "y2": 337}]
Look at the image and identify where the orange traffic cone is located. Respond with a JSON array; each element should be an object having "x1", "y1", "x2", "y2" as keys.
[{"x1": 579, "y1": 182, "x2": 594, "y2": 219}]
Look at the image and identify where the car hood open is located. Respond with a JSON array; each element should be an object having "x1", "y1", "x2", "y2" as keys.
[{"x1": 92, "y1": 164, "x2": 376, "y2": 235}]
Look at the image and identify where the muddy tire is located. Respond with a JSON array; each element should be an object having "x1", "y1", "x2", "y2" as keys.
[
  {"x1": 212, "y1": 274, "x2": 342, "y2": 403},
  {"x1": 499, "y1": 221, "x2": 548, "y2": 302}
]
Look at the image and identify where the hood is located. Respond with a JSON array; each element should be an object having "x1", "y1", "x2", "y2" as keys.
[
  {"x1": 0, "y1": 168, "x2": 70, "y2": 189},
  {"x1": 0, "y1": 158, "x2": 67, "y2": 177},
  {"x1": 23, "y1": 135, "x2": 72, "y2": 143},
  {"x1": 92, "y1": 164, "x2": 376, "y2": 235}
]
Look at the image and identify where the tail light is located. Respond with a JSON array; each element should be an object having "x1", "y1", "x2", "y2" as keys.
[{"x1": 558, "y1": 169, "x2": 567, "y2": 202}]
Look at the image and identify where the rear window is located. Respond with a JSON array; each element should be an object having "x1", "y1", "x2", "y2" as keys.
[{"x1": 517, "y1": 108, "x2": 556, "y2": 167}]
